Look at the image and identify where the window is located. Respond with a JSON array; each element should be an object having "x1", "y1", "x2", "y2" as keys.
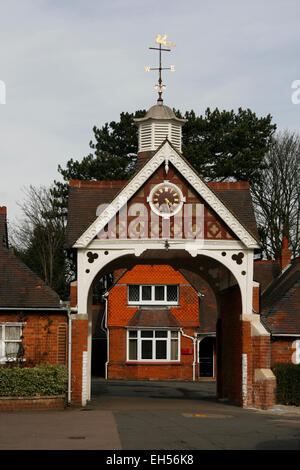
[
  {"x1": 128, "y1": 285, "x2": 179, "y2": 305},
  {"x1": 127, "y1": 329, "x2": 180, "y2": 362},
  {"x1": 0, "y1": 323, "x2": 23, "y2": 363}
]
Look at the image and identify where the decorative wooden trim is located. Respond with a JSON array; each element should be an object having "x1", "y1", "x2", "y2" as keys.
[{"x1": 74, "y1": 141, "x2": 259, "y2": 249}]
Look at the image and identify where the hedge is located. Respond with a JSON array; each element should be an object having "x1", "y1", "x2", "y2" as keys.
[
  {"x1": 273, "y1": 362, "x2": 300, "y2": 406},
  {"x1": 0, "y1": 364, "x2": 67, "y2": 397}
]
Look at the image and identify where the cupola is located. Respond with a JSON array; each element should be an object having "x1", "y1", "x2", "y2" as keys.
[{"x1": 134, "y1": 100, "x2": 186, "y2": 153}]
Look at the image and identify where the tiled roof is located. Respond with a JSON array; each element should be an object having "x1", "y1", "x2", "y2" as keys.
[
  {"x1": 208, "y1": 182, "x2": 259, "y2": 242},
  {"x1": 254, "y1": 260, "x2": 281, "y2": 293},
  {"x1": 0, "y1": 207, "x2": 62, "y2": 309},
  {"x1": 66, "y1": 179, "x2": 127, "y2": 247},
  {"x1": 128, "y1": 307, "x2": 180, "y2": 328},
  {"x1": 261, "y1": 257, "x2": 300, "y2": 335}
]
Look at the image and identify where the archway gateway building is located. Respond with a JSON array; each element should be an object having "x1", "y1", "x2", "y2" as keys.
[{"x1": 66, "y1": 99, "x2": 277, "y2": 409}]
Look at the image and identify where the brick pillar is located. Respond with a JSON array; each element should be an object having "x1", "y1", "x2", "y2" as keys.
[
  {"x1": 218, "y1": 283, "x2": 276, "y2": 409},
  {"x1": 70, "y1": 314, "x2": 88, "y2": 406},
  {"x1": 250, "y1": 320, "x2": 276, "y2": 409},
  {"x1": 70, "y1": 281, "x2": 77, "y2": 308},
  {"x1": 244, "y1": 314, "x2": 276, "y2": 409},
  {"x1": 218, "y1": 285, "x2": 243, "y2": 405}
]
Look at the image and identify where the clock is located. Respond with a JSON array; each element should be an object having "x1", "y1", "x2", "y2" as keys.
[{"x1": 147, "y1": 181, "x2": 185, "y2": 218}]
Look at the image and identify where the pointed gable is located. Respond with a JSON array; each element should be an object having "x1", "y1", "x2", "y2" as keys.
[
  {"x1": 261, "y1": 258, "x2": 300, "y2": 335},
  {"x1": 68, "y1": 140, "x2": 260, "y2": 249}
]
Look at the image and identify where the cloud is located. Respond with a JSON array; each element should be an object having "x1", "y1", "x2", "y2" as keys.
[{"x1": 0, "y1": 0, "x2": 300, "y2": 222}]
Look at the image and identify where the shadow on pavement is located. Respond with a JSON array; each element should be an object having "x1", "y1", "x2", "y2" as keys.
[{"x1": 91, "y1": 378, "x2": 217, "y2": 402}]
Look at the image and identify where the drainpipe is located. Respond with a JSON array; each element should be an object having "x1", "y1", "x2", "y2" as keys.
[
  {"x1": 180, "y1": 328, "x2": 197, "y2": 381},
  {"x1": 67, "y1": 306, "x2": 77, "y2": 406},
  {"x1": 102, "y1": 291, "x2": 109, "y2": 379}
]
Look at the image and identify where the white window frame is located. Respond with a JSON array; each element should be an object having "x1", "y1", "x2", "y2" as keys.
[
  {"x1": 127, "y1": 284, "x2": 179, "y2": 305},
  {"x1": 126, "y1": 329, "x2": 180, "y2": 362},
  {"x1": 0, "y1": 322, "x2": 23, "y2": 363}
]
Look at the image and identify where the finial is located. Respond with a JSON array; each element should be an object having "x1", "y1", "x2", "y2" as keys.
[{"x1": 145, "y1": 34, "x2": 175, "y2": 102}]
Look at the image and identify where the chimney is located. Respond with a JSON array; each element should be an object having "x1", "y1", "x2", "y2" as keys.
[
  {"x1": 0, "y1": 206, "x2": 8, "y2": 248},
  {"x1": 280, "y1": 236, "x2": 291, "y2": 272}
]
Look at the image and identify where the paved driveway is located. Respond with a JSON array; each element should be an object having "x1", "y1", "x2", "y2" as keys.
[
  {"x1": 89, "y1": 379, "x2": 300, "y2": 450},
  {"x1": 0, "y1": 379, "x2": 300, "y2": 450}
]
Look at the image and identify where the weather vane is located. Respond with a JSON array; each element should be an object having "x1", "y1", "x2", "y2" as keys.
[{"x1": 145, "y1": 34, "x2": 175, "y2": 103}]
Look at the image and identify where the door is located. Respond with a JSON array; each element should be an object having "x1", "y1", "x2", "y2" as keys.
[{"x1": 199, "y1": 337, "x2": 215, "y2": 377}]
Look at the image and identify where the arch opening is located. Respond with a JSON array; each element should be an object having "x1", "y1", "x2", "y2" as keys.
[{"x1": 81, "y1": 248, "x2": 243, "y2": 405}]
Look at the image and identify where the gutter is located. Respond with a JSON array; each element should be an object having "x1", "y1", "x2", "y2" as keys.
[
  {"x1": 0, "y1": 307, "x2": 67, "y2": 311},
  {"x1": 102, "y1": 291, "x2": 109, "y2": 380},
  {"x1": 67, "y1": 306, "x2": 77, "y2": 406},
  {"x1": 272, "y1": 334, "x2": 300, "y2": 337},
  {"x1": 180, "y1": 328, "x2": 197, "y2": 381}
]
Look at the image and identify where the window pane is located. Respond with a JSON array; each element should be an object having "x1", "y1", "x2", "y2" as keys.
[
  {"x1": 155, "y1": 330, "x2": 167, "y2": 338},
  {"x1": 128, "y1": 285, "x2": 139, "y2": 302},
  {"x1": 171, "y1": 331, "x2": 178, "y2": 338},
  {"x1": 5, "y1": 342, "x2": 19, "y2": 357},
  {"x1": 171, "y1": 339, "x2": 178, "y2": 360},
  {"x1": 167, "y1": 285, "x2": 178, "y2": 302},
  {"x1": 129, "y1": 330, "x2": 137, "y2": 338},
  {"x1": 129, "y1": 340, "x2": 137, "y2": 360},
  {"x1": 155, "y1": 286, "x2": 165, "y2": 301},
  {"x1": 141, "y1": 340, "x2": 152, "y2": 359},
  {"x1": 156, "y1": 340, "x2": 167, "y2": 359},
  {"x1": 142, "y1": 286, "x2": 152, "y2": 301},
  {"x1": 5, "y1": 326, "x2": 21, "y2": 340},
  {"x1": 141, "y1": 330, "x2": 153, "y2": 338}
]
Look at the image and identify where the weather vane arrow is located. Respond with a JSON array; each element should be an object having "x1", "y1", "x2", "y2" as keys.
[{"x1": 145, "y1": 34, "x2": 176, "y2": 103}]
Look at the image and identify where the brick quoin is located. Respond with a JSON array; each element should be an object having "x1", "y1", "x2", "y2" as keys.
[{"x1": 70, "y1": 316, "x2": 88, "y2": 406}]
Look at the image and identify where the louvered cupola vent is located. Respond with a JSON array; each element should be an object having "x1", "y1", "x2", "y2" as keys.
[{"x1": 134, "y1": 101, "x2": 186, "y2": 153}]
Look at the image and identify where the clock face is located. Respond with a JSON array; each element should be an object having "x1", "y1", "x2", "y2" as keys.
[{"x1": 148, "y1": 182, "x2": 185, "y2": 217}]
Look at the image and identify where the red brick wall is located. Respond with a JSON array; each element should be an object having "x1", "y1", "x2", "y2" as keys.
[
  {"x1": 0, "y1": 311, "x2": 68, "y2": 365},
  {"x1": 271, "y1": 338, "x2": 297, "y2": 366},
  {"x1": 108, "y1": 327, "x2": 195, "y2": 380},
  {"x1": 108, "y1": 265, "x2": 200, "y2": 329},
  {"x1": 251, "y1": 334, "x2": 276, "y2": 409},
  {"x1": 107, "y1": 265, "x2": 199, "y2": 380},
  {"x1": 0, "y1": 395, "x2": 65, "y2": 411}
]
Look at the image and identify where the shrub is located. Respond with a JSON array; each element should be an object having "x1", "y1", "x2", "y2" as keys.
[
  {"x1": 273, "y1": 362, "x2": 300, "y2": 406},
  {"x1": 0, "y1": 364, "x2": 67, "y2": 397}
]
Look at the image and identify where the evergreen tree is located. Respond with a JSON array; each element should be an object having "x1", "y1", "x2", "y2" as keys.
[{"x1": 52, "y1": 106, "x2": 276, "y2": 217}]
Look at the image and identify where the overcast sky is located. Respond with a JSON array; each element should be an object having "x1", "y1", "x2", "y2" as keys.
[{"x1": 1, "y1": 0, "x2": 300, "y2": 224}]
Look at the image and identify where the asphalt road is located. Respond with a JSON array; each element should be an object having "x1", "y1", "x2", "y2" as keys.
[{"x1": 0, "y1": 379, "x2": 300, "y2": 450}]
